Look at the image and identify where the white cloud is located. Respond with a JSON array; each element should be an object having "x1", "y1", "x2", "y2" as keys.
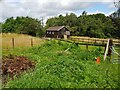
[
  {"x1": 0, "y1": 0, "x2": 116, "y2": 23},
  {"x1": 87, "y1": 10, "x2": 114, "y2": 16},
  {"x1": 102, "y1": 2, "x2": 116, "y2": 9},
  {"x1": 108, "y1": 3, "x2": 116, "y2": 9},
  {"x1": 0, "y1": 2, "x2": 2, "y2": 22},
  {"x1": 0, "y1": 0, "x2": 93, "y2": 22},
  {"x1": 0, "y1": 0, "x2": 114, "y2": 2}
]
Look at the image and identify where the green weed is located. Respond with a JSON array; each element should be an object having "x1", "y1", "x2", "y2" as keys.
[{"x1": 3, "y1": 40, "x2": 119, "y2": 88}]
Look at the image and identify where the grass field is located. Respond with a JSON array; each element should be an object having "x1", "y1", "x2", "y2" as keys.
[
  {"x1": 0, "y1": 33, "x2": 45, "y2": 49},
  {"x1": 2, "y1": 39, "x2": 119, "y2": 88}
]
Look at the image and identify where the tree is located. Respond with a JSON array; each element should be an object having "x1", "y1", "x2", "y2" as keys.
[
  {"x1": 2, "y1": 16, "x2": 43, "y2": 37},
  {"x1": 114, "y1": 0, "x2": 120, "y2": 18},
  {"x1": 82, "y1": 11, "x2": 87, "y2": 16},
  {"x1": 45, "y1": 12, "x2": 118, "y2": 38},
  {"x1": 2, "y1": 17, "x2": 16, "y2": 33}
]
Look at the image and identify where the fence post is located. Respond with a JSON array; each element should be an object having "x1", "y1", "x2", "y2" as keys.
[
  {"x1": 12, "y1": 38, "x2": 14, "y2": 49},
  {"x1": 102, "y1": 40, "x2": 104, "y2": 45},
  {"x1": 95, "y1": 39, "x2": 96, "y2": 44},
  {"x1": 104, "y1": 39, "x2": 110, "y2": 61},
  {"x1": 31, "y1": 38, "x2": 33, "y2": 47},
  {"x1": 82, "y1": 39, "x2": 84, "y2": 42},
  {"x1": 86, "y1": 44, "x2": 88, "y2": 50},
  {"x1": 107, "y1": 39, "x2": 113, "y2": 57}
]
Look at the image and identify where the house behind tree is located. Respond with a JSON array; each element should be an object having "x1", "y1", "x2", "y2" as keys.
[{"x1": 46, "y1": 26, "x2": 70, "y2": 39}]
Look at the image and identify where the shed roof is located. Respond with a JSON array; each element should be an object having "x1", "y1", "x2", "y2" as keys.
[{"x1": 46, "y1": 26, "x2": 65, "y2": 31}]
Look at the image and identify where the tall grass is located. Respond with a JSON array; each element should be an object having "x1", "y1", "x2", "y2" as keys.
[{"x1": 1, "y1": 33, "x2": 45, "y2": 49}]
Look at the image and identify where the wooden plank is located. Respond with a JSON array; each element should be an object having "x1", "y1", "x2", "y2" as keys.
[
  {"x1": 12, "y1": 38, "x2": 15, "y2": 48},
  {"x1": 31, "y1": 38, "x2": 33, "y2": 47},
  {"x1": 86, "y1": 44, "x2": 88, "y2": 50},
  {"x1": 102, "y1": 40, "x2": 104, "y2": 45},
  {"x1": 70, "y1": 37, "x2": 120, "y2": 46},
  {"x1": 104, "y1": 39, "x2": 110, "y2": 61}
]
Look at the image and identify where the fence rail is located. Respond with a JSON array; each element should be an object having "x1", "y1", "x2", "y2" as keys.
[
  {"x1": 1, "y1": 36, "x2": 120, "y2": 50},
  {"x1": 1, "y1": 37, "x2": 43, "y2": 49},
  {"x1": 70, "y1": 37, "x2": 120, "y2": 46}
]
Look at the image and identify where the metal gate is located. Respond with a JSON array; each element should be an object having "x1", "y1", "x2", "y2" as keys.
[{"x1": 111, "y1": 45, "x2": 120, "y2": 64}]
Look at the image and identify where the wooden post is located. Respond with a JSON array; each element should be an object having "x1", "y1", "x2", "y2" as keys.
[
  {"x1": 95, "y1": 39, "x2": 96, "y2": 44},
  {"x1": 102, "y1": 40, "x2": 104, "y2": 45},
  {"x1": 107, "y1": 39, "x2": 113, "y2": 56},
  {"x1": 104, "y1": 39, "x2": 110, "y2": 61},
  {"x1": 31, "y1": 38, "x2": 33, "y2": 47},
  {"x1": 82, "y1": 39, "x2": 84, "y2": 42},
  {"x1": 64, "y1": 35, "x2": 66, "y2": 40},
  {"x1": 77, "y1": 38, "x2": 79, "y2": 42},
  {"x1": 12, "y1": 38, "x2": 14, "y2": 48},
  {"x1": 86, "y1": 44, "x2": 88, "y2": 50}
]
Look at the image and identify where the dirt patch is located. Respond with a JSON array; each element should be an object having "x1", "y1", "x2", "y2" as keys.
[{"x1": 1, "y1": 55, "x2": 35, "y2": 84}]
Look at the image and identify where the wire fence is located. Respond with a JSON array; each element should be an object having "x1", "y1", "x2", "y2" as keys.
[{"x1": 111, "y1": 45, "x2": 120, "y2": 64}]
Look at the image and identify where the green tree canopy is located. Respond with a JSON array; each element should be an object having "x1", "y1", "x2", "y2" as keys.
[
  {"x1": 2, "y1": 16, "x2": 43, "y2": 37},
  {"x1": 46, "y1": 11, "x2": 119, "y2": 38}
]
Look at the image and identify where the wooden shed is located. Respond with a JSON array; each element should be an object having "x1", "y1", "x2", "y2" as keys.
[{"x1": 46, "y1": 26, "x2": 70, "y2": 39}]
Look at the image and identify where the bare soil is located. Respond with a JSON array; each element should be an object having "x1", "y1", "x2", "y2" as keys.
[{"x1": 1, "y1": 55, "x2": 35, "y2": 84}]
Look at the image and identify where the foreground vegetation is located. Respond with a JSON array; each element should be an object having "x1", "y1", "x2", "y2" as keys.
[{"x1": 3, "y1": 40, "x2": 119, "y2": 88}]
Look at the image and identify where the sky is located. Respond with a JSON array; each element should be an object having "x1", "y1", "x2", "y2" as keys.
[{"x1": 0, "y1": 0, "x2": 118, "y2": 24}]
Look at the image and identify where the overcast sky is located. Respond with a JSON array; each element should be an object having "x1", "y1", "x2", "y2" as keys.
[{"x1": 0, "y1": 0, "x2": 117, "y2": 24}]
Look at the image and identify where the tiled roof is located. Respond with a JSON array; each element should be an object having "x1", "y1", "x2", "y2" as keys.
[{"x1": 46, "y1": 26, "x2": 65, "y2": 31}]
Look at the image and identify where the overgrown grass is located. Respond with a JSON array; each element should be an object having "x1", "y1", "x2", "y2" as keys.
[
  {"x1": 3, "y1": 40, "x2": 119, "y2": 88},
  {"x1": 1, "y1": 33, "x2": 45, "y2": 49}
]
